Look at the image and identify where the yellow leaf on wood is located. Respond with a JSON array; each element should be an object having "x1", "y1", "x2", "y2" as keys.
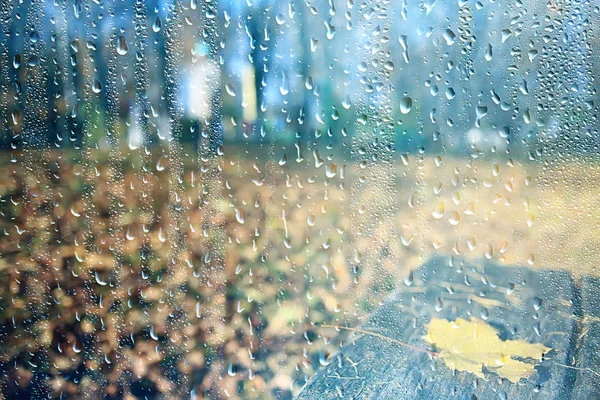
[{"x1": 423, "y1": 317, "x2": 551, "y2": 383}]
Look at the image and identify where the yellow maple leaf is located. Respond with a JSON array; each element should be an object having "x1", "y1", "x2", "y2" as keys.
[{"x1": 423, "y1": 317, "x2": 551, "y2": 383}]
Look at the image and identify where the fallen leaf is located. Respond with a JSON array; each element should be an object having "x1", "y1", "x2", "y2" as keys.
[{"x1": 423, "y1": 317, "x2": 551, "y2": 383}]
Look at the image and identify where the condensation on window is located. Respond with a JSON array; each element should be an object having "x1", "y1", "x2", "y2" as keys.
[{"x1": 0, "y1": 0, "x2": 598, "y2": 399}]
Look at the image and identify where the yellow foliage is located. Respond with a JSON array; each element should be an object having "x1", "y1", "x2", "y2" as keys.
[{"x1": 423, "y1": 317, "x2": 550, "y2": 383}]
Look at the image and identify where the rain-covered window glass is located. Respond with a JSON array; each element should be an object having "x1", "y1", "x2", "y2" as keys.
[{"x1": 1, "y1": 0, "x2": 599, "y2": 399}]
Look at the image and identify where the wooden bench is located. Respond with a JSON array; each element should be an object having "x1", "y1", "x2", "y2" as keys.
[{"x1": 296, "y1": 257, "x2": 600, "y2": 399}]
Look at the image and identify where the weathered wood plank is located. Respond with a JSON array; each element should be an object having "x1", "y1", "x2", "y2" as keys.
[
  {"x1": 572, "y1": 276, "x2": 600, "y2": 398},
  {"x1": 296, "y1": 257, "x2": 577, "y2": 399}
]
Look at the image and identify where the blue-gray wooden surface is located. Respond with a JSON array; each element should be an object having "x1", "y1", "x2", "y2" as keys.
[{"x1": 296, "y1": 257, "x2": 598, "y2": 399}]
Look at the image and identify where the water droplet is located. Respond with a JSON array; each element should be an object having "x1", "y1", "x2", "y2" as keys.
[
  {"x1": 400, "y1": 97, "x2": 413, "y2": 114},
  {"x1": 484, "y1": 43, "x2": 493, "y2": 61},
  {"x1": 235, "y1": 208, "x2": 245, "y2": 224},
  {"x1": 480, "y1": 308, "x2": 489, "y2": 320},
  {"x1": 225, "y1": 83, "x2": 236, "y2": 97},
  {"x1": 528, "y1": 49, "x2": 538, "y2": 62},
  {"x1": 126, "y1": 227, "x2": 135, "y2": 241},
  {"x1": 319, "y1": 351, "x2": 331, "y2": 366},
  {"x1": 400, "y1": 153, "x2": 409, "y2": 166},
  {"x1": 310, "y1": 38, "x2": 319, "y2": 53},
  {"x1": 467, "y1": 236, "x2": 476, "y2": 252},
  {"x1": 519, "y1": 80, "x2": 529, "y2": 95},
  {"x1": 95, "y1": 272, "x2": 107, "y2": 286},
  {"x1": 342, "y1": 95, "x2": 352, "y2": 109},
  {"x1": 12, "y1": 54, "x2": 21, "y2": 69},
  {"x1": 527, "y1": 253, "x2": 535, "y2": 265},
  {"x1": 117, "y1": 36, "x2": 128, "y2": 56},
  {"x1": 156, "y1": 157, "x2": 166, "y2": 171},
  {"x1": 432, "y1": 202, "x2": 445, "y2": 219},
  {"x1": 158, "y1": 227, "x2": 167, "y2": 242},
  {"x1": 92, "y1": 79, "x2": 102, "y2": 94},
  {"x1": 324, "y1": 19, "x2": 336, "y2": 40},
  {"x1": 435, "y1": 297, "x2": 444, "y2": 312},
  {"x1": 227, "y1": 364, "x2": 238, "y2": 376},
  {"x1": 527, "y1": 214, "x2": 535, "y2": 227},
  {"x1": 404, "y1": 270, "x2": 414, "y2": 286},
  {"x1": 443, "y1": 29, "x2": 456, "y2": 45},
  {"x1": 152, "y1": 17, "x2": 162, "y2": 32},
  {"x1": 325, "y1": 164, "x2": 337, "y2": 178},
  {"x1": 449, "y1": 210, "x2": 460, "y2": 225},
  {"x1": 11, "y1": 110, "x2": 20, "y2": 126},
  {"x1": 275, "y1": 13, "x2": 286, "y2": 25},
  {"x1": 279, "y1": 74, "x2": 289, "y2": 96},
  {"x1": 485, "y1": 243, "x2": 494, "y2": 259},
  {"x1": 29, "y1": 30, "x2": 40, "y2": 43}
]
